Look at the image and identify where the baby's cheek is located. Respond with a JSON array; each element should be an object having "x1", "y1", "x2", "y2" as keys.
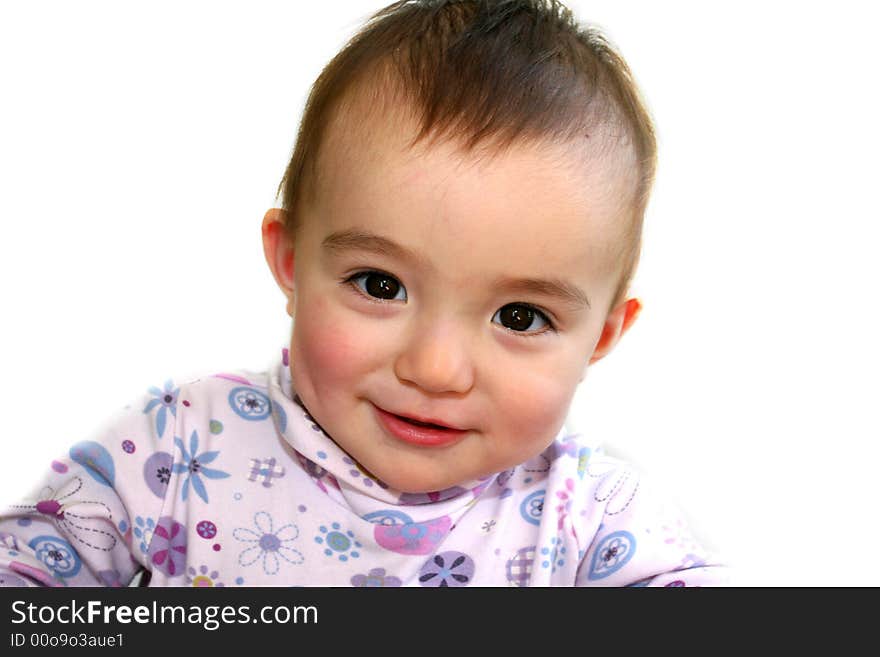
[
  {"x1": 293, "y1": 306, "x2": 364, "y2": 384},
  {"x1": 501, "y1": 372, "x2": 574, "y2": 442}
]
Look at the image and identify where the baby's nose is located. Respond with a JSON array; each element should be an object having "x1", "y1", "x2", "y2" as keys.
[{"x1": 393, "y1": 322, "x2": 475, "y2": 395}]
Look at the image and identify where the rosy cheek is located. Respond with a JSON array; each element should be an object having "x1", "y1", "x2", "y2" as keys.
[
  {"x1": 291, "y1": 294, "x2": 395, "y2": 399},
  {"x1": 496, "y1": 368, "x2": 575, "y2": 441},
  {"x1": 295, "y1": 312, "x2": 360, "y2": 382}
]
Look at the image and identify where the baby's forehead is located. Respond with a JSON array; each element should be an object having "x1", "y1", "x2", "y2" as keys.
[
  {"x1": 310, "y1": 127, "x2": 629, "y2": 287},
  {"x1": 322, "y1": 93, "x2": 634, "y2": 208}
]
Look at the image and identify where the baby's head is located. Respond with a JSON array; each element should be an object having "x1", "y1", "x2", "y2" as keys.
[{"x1": 262, "y1": 0, "x2": 655, "y2": 493}]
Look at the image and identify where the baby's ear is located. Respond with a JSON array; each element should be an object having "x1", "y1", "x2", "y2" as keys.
[
  {"x1": 587, "y1": 297, "x2": 642, "y2": 366},
  {"x1": 261, "y1": 208, "x2": 296, "y2": 316}
]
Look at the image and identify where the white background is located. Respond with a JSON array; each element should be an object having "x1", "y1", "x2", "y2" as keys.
[{"x1": 1, "y1": 0, "x2": 878, "y2": 586}]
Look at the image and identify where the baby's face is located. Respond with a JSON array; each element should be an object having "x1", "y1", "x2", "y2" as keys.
[{"x1": 275, "y1": 115, "x2": 635, "y2": 493}]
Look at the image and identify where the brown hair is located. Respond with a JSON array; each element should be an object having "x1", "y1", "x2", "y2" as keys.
[{"x1": 275, "y1": 0, "x2": 657, "y2": 313}]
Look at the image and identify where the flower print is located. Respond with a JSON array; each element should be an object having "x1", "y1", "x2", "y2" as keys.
[
  {"x1": 10, "y1": 478, "x2": 117, "y2": 551},
  {"x1": 143, "y1": 452, "x2": 174, "y2": 499},
  {"x1": 372, "y1": 516, "x2": 450, "y2": 555},
  {"x1": 351, "y1": 568, "x2": 402, "y2": 587},
  {"x1": 233, "y1": 511, "x2": 304, "y2": 576},
  {"x1": 519, "y1": 490, "x2": 545, "y2": 525},
  {"x1": 315, "y1": 523, "x2": 361, "y2": 562},
  {"x1": 28, "y1": 536, "x2": 81, "y2": 579},
  {"x1": 418, "y1": 551, "x2": 475, "y2": 587},
  {"x1": 196, "y1": 520, "x2": 217, "y2": 540},
  {"x1": 228, "y1": 387, "x2": 272, "y2": 421},
  {"x1": 172, "y1": 430, "x2": 230, "y2": 503},
  {"x1": 143, "y1": 380, "x2": 180, "y2": 438},
  {"x1": 148, "y1": 516, "x2": 187, "y2": 577},
  {"x1": 587, "y1": 530, "x2": 636, "y2": 581},
  {"x1": 186, "y1": 565, "x2": 225, "y2": 587},
  {"x1": 133, "y1": 516, "x2": 157, "y2": 554}
]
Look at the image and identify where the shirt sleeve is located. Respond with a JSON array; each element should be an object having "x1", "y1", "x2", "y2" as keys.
[
  {"x1": 0, "y1": 382, "x2": 180, "y2": 587},
  {"x1": 574, "y1": 465, "x2": 730, "y2": 587}
]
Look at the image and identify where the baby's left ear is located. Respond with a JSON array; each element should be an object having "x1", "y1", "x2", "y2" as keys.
[{"x1": 588, "y1": 297, "x2": 642, "y2": 366}]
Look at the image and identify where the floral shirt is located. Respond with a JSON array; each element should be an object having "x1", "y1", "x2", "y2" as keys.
[{"x1": 0, "y1": 349, "x2": 727, "y2": 587}]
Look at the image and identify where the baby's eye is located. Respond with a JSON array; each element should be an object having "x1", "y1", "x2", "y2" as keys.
[
  {"x1": 492, "y1": 304, "x2": 552, "y2": 335},
  {"x1": 347, "y1": 271, "x2": 407, "y2": 301}
]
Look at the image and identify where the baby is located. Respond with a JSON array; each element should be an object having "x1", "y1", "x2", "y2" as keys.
[{"x1": 0, "y1": 0, "x2": 726, "y2": 587}]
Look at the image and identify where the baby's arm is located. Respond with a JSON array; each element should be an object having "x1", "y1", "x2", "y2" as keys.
[
  {"x1": 575, "y1": 464, "x2": 730, "y2": 587},
  {"x1": 0, "y1": 385, "x2": 175, "y2": 586}
]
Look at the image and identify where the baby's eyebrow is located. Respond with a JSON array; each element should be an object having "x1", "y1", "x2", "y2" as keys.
[
  {"x1": 322, "y1": 228, "x2": 430, "y2": 270},
  {"x1": 492, "y1": 276, "x2": 591, "y2": 311}
]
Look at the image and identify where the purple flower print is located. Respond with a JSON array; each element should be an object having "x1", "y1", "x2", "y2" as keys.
[
  {"x1": 233, "y1": 511, "x2": 304, "y2": 576},
  {"x1": 172, "y1": 430, "x2": 230, "y2": 503},
  {"x1": 143, "y1": 380, "x2": 179, "y2": 438},
  {"x1": 186, "y1": 565, "x2": 225, "y2": 587},
  {"x1": 143, "y1": 452, "x2": 173, "y2": 499},
  {"x1": 351, "y1": 568, "x2": 402, "y2": 588},
  {"x1": 418, "y1": 551, "x2": 475, "y2": 587},
  {"x1": 148, "y1": 516, "x2": 187, "y2": 577},
  {"x1": 196, "y1": 520, "x2": 217, "y2": 539}
]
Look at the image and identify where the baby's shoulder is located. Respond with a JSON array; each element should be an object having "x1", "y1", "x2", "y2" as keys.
[
  {"x1": 172, "y1": 368, "x2": 272, "y2": 404},
  {"x1": 535, "y1": 434, "x2": 647, "y2": 516},
  {"x1": 107, "y1": 366, "x2": 274, "y2": 444}
]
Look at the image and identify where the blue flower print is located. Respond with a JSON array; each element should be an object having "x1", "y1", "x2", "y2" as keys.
[
  {"x1": 133, "y1": 516, "x2": 156, "y2": 554},
  {"x1": 228, "y1": 387, "x2": 272, "y2": 421},
  {"x1": 143, "y1": 380, "x2": 180, "y2": 438},
  {"x1": 587, "y1": 530, "x2": 636, "y2": 581},
  {"x1": 233, "y1": 511, "x2": 304, "y2": 576},
  {"x1": 27, "y1": 536, "x2": 81, "y2": 579},
  {"x1": 172, "y1": 430, "x2": 230, "y2": 503},
  {"x1": 519, "y1": 490, "x2": 545, "y2": 525},
  {"x1": 315, "y1": 523, "x2": 362, "y2": 562}
]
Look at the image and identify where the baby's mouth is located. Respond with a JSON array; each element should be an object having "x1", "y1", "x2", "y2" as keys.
[
  {"x1": 373, "y1": 402, "x2": 464, "y2": 431},
  {"x1": 395, "y1": 415, "x2": 449, "y2": 430},
  {"x1": 372, "y1": 404, "x2": 470, "y2": 448}
]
